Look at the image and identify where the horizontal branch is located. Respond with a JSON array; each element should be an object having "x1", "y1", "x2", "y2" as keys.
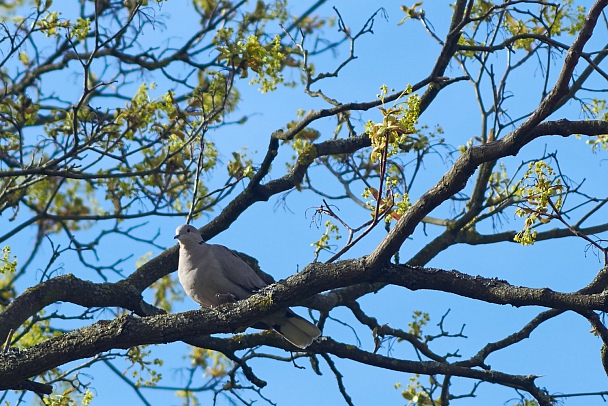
[
  {"x1": 381, "y1": 264, "x2": 608, "y2": 311},
  {"x1": 0, "y1": 275, "x2": 164, "y2": 346},
  {"x1": 2, "y1": 258, "x2": 608, "y2": 392},
  {"x1": 318, "y1": 337, "x2": 550, "y2": 402},
  {"x1": 456, "y1": 222, "x2": 608, "y2": 245}
]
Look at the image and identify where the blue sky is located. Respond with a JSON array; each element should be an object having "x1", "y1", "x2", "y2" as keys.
[{"x1": 5, "y1": 0, "x2": 608, "y2": 405}]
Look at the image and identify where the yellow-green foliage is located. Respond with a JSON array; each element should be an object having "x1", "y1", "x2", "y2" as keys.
[
  {"x1": 407, "y1": 310, "x2": 430, "y2": 340},
  {"x1": 311, "y1": 220, "x2": 341, "y2": 260},
  {"x1": 395, "y1": 375, "x2": 436, "y2": 405},
  {"x1": 189, "y1": 72, "x2": 239, "y2": 120},
  {"x1": 215, "y1": 31, "x2": 285, "y2": 93},
  {"x1": 394, "y1": 312, "x2": 436, "y2": 404},
  {"x1": 582, "y1": 98, "x2": 608, "y2": 152},
  {"x1": 361, "y1": 186, "x2": 410, "y2": 224},
  {"x1": 0, "y1": 246, "x2": 17, "y2": 309},
  {"x1": 227, "y1": 150, "x2": 255, "y2": 179},
  {"x1": 0, "y1": 95, "x2": 39, "y2": 126},
  {"x1": 459, "y1": 0, "x2": 587, "y2": 53},
  {"x1": 359, "y1": 85, "x2": 419, "y2": 224},
  {"x1": 42, "y1": 389, "x2": 94, "y2": 406},
  {"x1": 126, "y1": 346, "x2": 164, "y2": 387},
  {"x1": 15, "y1": 311, "x2": 61, "y2": 348},
  {"x1": 190, "y1": 347, "x2": 231, "y2": 378},
  {"x1": 398, "y1": 2, "x2": 424, "y2": 25},
  {"x1": 1, "y1": 246, "x2": 17, "y2": 274},
  {"x1": 283, "y1": 110, "x2": 322, "y2": 171},
  {"x1": 71, "y1": 17, "x2": 90, "y2": 40},
  {"x1": 485, "y1": 163, "x2": 518, "y2": 208},
  {"x1": 514, "y1": 161, "x2": 563, "y2": 246},
  {"x1": 35, "y1": 11, "x2": 70, "y2": 37},
  {"x1": 514, "y1": 400, "x2": 539, "y2": 406},
  {"x1": 366, "y1": 85, "x2": 420, "y2": 164},
  {"x1": 150, "y1": 274, "x2": 184, "y2": 312}
]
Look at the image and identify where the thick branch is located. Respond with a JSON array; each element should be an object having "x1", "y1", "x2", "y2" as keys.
[
  {"x1": 379, "y1": 264, "x2": 608, "y2": 312},
  {"x1": 367, "y1": 120, "x2": 608, "y2": 267},
  {"x1": 2, "y1": 259, "x2": 608, "y2": 392},
  {"x1": 0, "y1": 275, "x2": 163, "y2": 346},
  {"x1": 124, "y1": 133, "x2": 375, "y2": 291},
  {"x1": 367, "y1": 0, "x2": 608, "y2": 266}
]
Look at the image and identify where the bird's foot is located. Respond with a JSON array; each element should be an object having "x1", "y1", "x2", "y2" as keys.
[{"x1": 215, "y1": 292, "x2": 238, "y2": 304}]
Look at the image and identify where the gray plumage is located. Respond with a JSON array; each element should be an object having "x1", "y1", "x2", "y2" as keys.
[{"x1": 174, "y1": 224, "x2": 321, "y2": 349}]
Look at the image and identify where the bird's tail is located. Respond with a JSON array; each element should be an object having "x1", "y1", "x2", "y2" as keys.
[{"x1": 263, "y1": 309, "x2": 321, "y2": 349}]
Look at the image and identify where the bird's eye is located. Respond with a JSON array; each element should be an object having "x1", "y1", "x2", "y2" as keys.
[{"x1": 187, "y1": 228, "x2": 190, "y2": 233}]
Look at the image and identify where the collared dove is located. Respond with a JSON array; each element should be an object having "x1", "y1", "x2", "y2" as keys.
[{"x1": 174, "y1": 224, "x2": 321, "y2": 349}]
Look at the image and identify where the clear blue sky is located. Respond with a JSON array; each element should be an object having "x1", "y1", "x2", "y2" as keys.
[{"x1": 6, "y1": 1, "x2": 608, "y2": 405}]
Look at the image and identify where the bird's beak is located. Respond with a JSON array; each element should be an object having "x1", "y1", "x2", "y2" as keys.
[{"x1": 174, "y1": 234, "x2": 180, "y2": 239}]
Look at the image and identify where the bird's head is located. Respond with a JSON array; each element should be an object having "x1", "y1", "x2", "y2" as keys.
[{"x1": 174, "y1": 224, "x2": 204, "y2": 244}]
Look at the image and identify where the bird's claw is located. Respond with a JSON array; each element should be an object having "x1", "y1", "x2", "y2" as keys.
[{"x1": 215, "y1": 293, "x2": 238, "y2": 304}]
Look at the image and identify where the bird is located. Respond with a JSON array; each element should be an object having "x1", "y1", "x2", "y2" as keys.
[{"x1": 174, "y1": 224, "x2": 321, "y2": 349}]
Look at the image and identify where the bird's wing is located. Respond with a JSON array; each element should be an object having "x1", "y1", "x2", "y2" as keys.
[{"x1": 208, "y1": 244, "x2": 267, "y2": 296}]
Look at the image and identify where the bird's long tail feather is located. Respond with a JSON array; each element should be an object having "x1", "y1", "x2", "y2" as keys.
[{"x1": 264, "y1": 310, "x2": 321, "y2": 349}]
